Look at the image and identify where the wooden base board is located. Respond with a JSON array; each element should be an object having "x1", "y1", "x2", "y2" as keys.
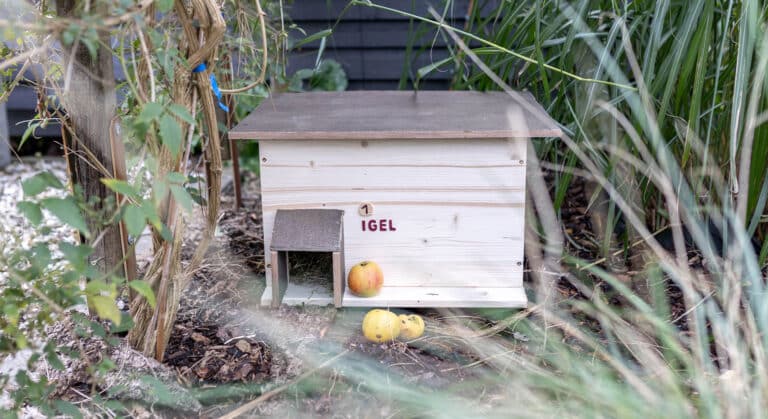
[
  {"x1": 341, "y1": 286, "x2": 528, "y2": 308},
  {"x1": 262, "y1": 283, "x2": 334, "y2": 306},
  {"x1": 263, "y1": 284, "x2": 528, "y2": 308}
]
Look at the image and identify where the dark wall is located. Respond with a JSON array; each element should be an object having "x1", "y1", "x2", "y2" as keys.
[
  {"x1": 286, "y1": 0, "x2": 474, "y2": 90},
  {"x1": 4, "y1": 0, "x2": 480, "y2": 143}
]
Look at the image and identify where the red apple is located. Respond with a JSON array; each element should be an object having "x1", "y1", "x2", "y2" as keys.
[{"x1": 347, "y1": 261, "x2": 383, "y2": 297}]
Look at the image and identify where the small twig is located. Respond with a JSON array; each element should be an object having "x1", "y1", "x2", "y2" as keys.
[
  {"x1": 219, "y1": 0, "x2": 268, "y2": 93},
  {"x1": 218, "y1": 349, "x2": 350, "y2": 419},
  {"x1": 0, "y1": 58, "x2": 32, "y2": 103},
  {"x1": 181, "y1": 88, "x2": 199, "y2": 175},
  {"x1": 101, "y1": 0, "x2": 155, "y2": 27},
  {"x1": 223, "y1": 334, "x2": 260, "y2": 345},
  {"x1": 0, "y1": 38, "x2": 53, "y2": 73},
  {"x1": 575, "y1": 227, "x2": 670, "y2": 271},
  {"x1": 135, "y1": 24, "x2": 156, "y2": 102},
  {"x1": 441, "y1": 349, "x2": 518, "y2": 373},
  {"x1": 671, "y1": 290, "x2": 716, "y2": 324}
]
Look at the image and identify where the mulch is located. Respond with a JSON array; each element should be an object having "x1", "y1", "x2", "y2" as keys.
[
  {"x1": 165, "y1": 321, "x2": 273, "y2": 384},
  {"x1": 3, "y1": 154, "x2": 715, "y2": 416}
]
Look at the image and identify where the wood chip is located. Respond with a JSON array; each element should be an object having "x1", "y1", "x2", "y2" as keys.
[
  {"x1": 191, "y1": 332, "x2": 210, "y2": 344},
  {"x1": 235, "y1": 340, "x2": 251, "y2": 353}
]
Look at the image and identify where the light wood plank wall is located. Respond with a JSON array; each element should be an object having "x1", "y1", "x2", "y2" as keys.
[{"x1": 260, "y1": 138, "x2": 527, "y2": 288}]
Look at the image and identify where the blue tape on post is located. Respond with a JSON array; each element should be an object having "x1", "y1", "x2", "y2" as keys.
[
  {"x1": 190, "y1": 62, "x2": 229, "y2": 112},
  {"x1": 209, "y1": 73, "x2": 230, "y2": 112},
  {"x1": 192, "y1": 62, "x2": 207, "y2": 73}
]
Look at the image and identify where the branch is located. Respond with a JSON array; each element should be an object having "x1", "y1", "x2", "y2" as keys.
[
  {"x1": 0, "y1": 38, "x2": 53, "y2": 73},
  {"x1": 218, "y1": 0, "x2": 268, "y2": 94}
]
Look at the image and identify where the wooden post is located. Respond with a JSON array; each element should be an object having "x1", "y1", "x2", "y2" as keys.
[
  {"x1": 56, "y1": 0, "x2": 127, "y2": 279},
  {"x1": 332, "y1": 251, "x2": 344, "y2": 308},
  {"x1": 0, "y1": 101, "x2": 9, "y2": 169},
  {"x1": 230, "y1": 140, "x2": 242, "y2": 208},
  {"x1": 271, "y1": 251, "x2": 288, "y2": 308}
]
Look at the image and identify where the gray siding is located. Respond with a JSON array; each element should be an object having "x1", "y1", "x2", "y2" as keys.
[
  {"x1": 286, "y1": 0, "x2": 473, "y2": 90},
  {"x1": 5, "y1": 0, "x2": 485, "y2": 141}
]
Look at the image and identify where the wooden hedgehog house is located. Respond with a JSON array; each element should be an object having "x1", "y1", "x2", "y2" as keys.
[{"x1": 229, "y1": 91, "x2": 562, "y2": 308}]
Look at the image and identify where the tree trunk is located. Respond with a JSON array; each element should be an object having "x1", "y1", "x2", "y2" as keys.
[{"x1": 56, "y1": 0, "x2": 129, "y2": 279}]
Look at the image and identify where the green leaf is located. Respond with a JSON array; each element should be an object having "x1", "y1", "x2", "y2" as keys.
[
  {"x1": 22, "y1": 172, "x2": 64, "y2": 196},
  {"x1": 168, "y1": 104, "x2": 195, "y2": 124},
  {"x1": 102, "y1": 178, "x2": 139, "y2": 198},
  {"x1": 88, "y1": 295, "x2": 121, "y2": 326},
  {"x1": 61, "y1": 26, "x2": 75, "y2": 46},
  {"x1": 157, "y1": 223, "x2": 173, "y2": 242},
  {"x1": 159, "y1": 114, "x2": 183, "y2": 158},
  {"x1": 138, "y1": 102, "x2": 164, "y2": 124},
  {"x1": 4, "y1": 304, "x2": 19, "y2": 326},
  {"x1": 128, "y1": 280, "x2": 156, "y2": 308},
  {"x1": 291, "y1": 28, "x2": 333, "y2": 50},
  {"x1": 157, "y1": 0, "x2": 173, "y2": 13},
  {"x1": 82, "y1": 36, "x2": 98, "y2": 61},
  {"x1": 166, "y1": 171, "x2": 187, "y2": 184},
  {"x1": 152, "y1": 179, "x2": 169, "y2": 206},
  {"x1": 122, "y1": 205, "x2": 146, "y2": 236},
  {"x1": 170, "y1": 185, "x2": 194, "y2": 213},
  {"x1": 41, "y1": 197, "x2": 90, "y2": 236},
  {"x1": 59, "y1": 242, "x2": 93, "y2": 270},
  {"x1": 17, "y1": 201, "x2": 43, "y2": 225},
  {"x1": 19, "y1": 122, "x2": 41, "y2": 150},
  {"x1": 307, "y1": 60, "x2": 347, "y2": 92},
  {"x1": 85, "y1": 279, "x2": 115, "y2": 297},
  {"x1": 45, "y1": 349, "x2": 65, "y2": 372},
  {"x1": 54, "y1": 400, "x2": 83, "y2": 419},
  {"x1": 141, "y1": 200, "x2": 161, "y2": 229},
  {"x1": 416, "y1": 57, "x2": 453, "y2": 79},
  {"x1": 110, "y1": 312, "x2": 135, "y2": 334},
  {"x1": 31, "y1": 243, "x2": 51, "y2": 269}
]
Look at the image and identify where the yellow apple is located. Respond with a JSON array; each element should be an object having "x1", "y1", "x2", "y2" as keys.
[
  {"x1": 362, "y1": 309, "x2": 400, "y2": 343},
  {"x1": 398, "y1": 314, "x2": 425, "y2": 340}
]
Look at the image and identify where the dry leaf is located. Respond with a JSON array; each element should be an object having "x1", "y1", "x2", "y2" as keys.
[
  {"x1": 235, "y1": 339, "x2": 251, "y2": 353},
  {"x1": 191, "y1": 332, "x2": 210, "y2": 344}
]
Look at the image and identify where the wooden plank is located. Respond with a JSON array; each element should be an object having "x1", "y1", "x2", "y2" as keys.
[
  {"x1": 262, "y1": 205, "x2": 525, "y2": 288},
  {"x1": 261, "y1": 165, "x2": 526, "y2": 191},
  {"x1": 271, "y1": 209, "x2": 344, "y2": 251},
  {"x1": 261, "y1": 189, "x2": 525, "y2": 208},
  {"x1": 264, "y1": 205, "x2": 525, "y2": 248},
  {"x1": 230, "y1": 91, "x2": 561, "y2": 140},
  {"x1": 341, "y1": 286, "x2": 528, "y2": 308},
  {"x1": 260, "y1": 138, "x2": 527, "y2": 166},
  {"x1": 282, "y1": 283, "x2": 334, "y2": 306}
]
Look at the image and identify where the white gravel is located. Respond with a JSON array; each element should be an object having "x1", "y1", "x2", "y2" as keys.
[
  {"x1": 0, "y1": 158, "x2": 72, "y2": 414},
  {"x1": 0, "y1": 157, "x2": 73, "y2": 254}
]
